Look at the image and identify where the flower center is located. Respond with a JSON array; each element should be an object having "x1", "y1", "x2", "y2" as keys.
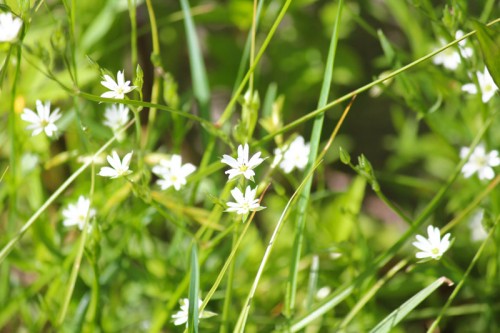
[
  {"x1": 240, "y1": 164, "x2": 248, "y2": 172},
  {"x1": 431, "y1": 247, "x2": 440, "y2": 255}
]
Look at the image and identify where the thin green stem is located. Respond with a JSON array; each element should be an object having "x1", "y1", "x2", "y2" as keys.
[
  {"x1": 220, "y1": 222, "x2": 239, "y2": 333},
  {"x1": 57, "y1": 160, "x2": 96, "y2": 326},
  {"x1": 257, "y1": 17, "x2": 500, "y2": 145},
  {"x1": 248, "y1": 0, "x2": 257, "y2": 95}
]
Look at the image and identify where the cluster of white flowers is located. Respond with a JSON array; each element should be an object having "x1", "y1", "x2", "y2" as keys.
[
  {"x1": 171, "y1": 298, "x2": 216, "y2": 327},
  {"x1": 273, "y1": 135, "x2": 311, "y2": 174},
  {"x1": 62, "y1": 196, "x2": 96, "y2": 231},
  {"x1": 462, "y1": 67, "x2": 499, "y2": 103},
  {"x1": 0, "y1": 12, "x2": 22, "y2": 43},
  {"x1": 221, "y1": 144, "x2": 266, "y2": 216},
  {"x1": 432, "y1": 30, "x2": 473, "y2": 70},
  {"x1": 460, "y1": 144, "x2": 499, "y2": 181},
  {"x1": 152, "y1": 154, "x2": 196, "y2": 191}
]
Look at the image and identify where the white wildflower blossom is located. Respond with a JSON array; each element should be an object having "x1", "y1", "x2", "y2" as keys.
[
  {"x1": 21, "y1": 100, "x2": 61, "y2": 137},
  {"x1": 152, "y1": 154, "x2": 196, "y2": 191},
  {"x1": 100, "y1": 70, "x2": 136, "y2": 99},
  {"x1": 462, "y1": 67, "x2": 499, "y2": 103},
  {"x1": 0, "y1": 12, "x2": 22, "y2": 42},
  {"x1": 469, "y1": 209, "x2": 488, "y2": 242},
  {"x1": 316, "y1": 287, "x2": 331, "y2": 300},
  {"x1": 413, "y1": 225, "x2": 451, "y2": 261},
  {"x1": 62, "y1": 196, "x2": 96, "y2": 230},
  {"x1": 98, "y1": 151, "x2": 133, "y2": 178},
  {"x1": 432, "y1": 30, "x2": 472, "y2": 70},
  {"x1": 278, "y1": 136, "x2": 310, "y2": 173},
  {"x1": 171, "y1": 298, "x2": 217, "y2": 327},
  {"x1": 460, "y1": 144, "x2": 500, "y2": 180},
  {"x1": 103, "y1": 104, "x2": 130, "y2": 130},
  {"x1": 226, "y1": 186, "x2": 265, "y2": 215},
  {"x1": 221, "y1": 143, "x2": 264, "y2": 181}
]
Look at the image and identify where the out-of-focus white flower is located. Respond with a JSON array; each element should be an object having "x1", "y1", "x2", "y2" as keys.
[
  {"x1": 20, "y1": 153, "x2": 39, "y2": 175},
  {"x1": 316, "y1": 286, "x2": 331, "y2": 300},
  {"x1": 226, "y1": 186, "x2": 265, "y2": 215},
  {"x1": 460, "y1": 144, "x2": 500, "y2": 180},
  {"x1": 468, "y1": 209, "x2": 488, "y2": 242},
  {"x1": 98, "y1": 151, "x2": 133, "y2": 178},
  {"x1": 462, "y1": 67, "x2": 499, "y2": 103},
  {"x1": 100, "y1": 70, "x2": 136, "y2": 99},
  {"x1": 152, "y1": 154, "x2": 196, "y2": 191},
  {"x1": 221, "y1": 143, "x2": 264, "y2": 181},
  {"x1": 104, "y1": 104, "x2": 130, "y2": 130},
  {"x1": 413, "y1": 225, "x2": 451, "y2": 261},
  {"x1": 21, "y1": 100, "x2": 61, "y2": 137},
  {"x1": 432, "y1": 30, "x2": 473, "y2": 70},
  {"x1": 171, "y1": 298, "x2": 217, "y2": 327},
  {"x1": 278, "y1": 136, "x2": 310, "y2": 173},
  {"x1": 0, "y1": 12, "x2": 22, "y2": 42},
  {"x1": 62, "y1": 196, "x2": 96, "y2": 230}
]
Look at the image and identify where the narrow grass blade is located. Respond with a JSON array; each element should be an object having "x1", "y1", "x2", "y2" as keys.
[
  {"x1": 285, "y1": 0, "x2": 344, "y2": 317},
  {"x1": 179, "y1": 0, "x2": 211, "y2": 145},
  {"x1": 188, "y1": 243, "x2": 200, "y2": 333},
  {"x1": 369, "y1": 277, "x2": 453, "y2": 333}
]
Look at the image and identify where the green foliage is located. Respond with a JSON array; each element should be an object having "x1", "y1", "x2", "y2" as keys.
[{"x1": 0, "y1": 0, "x2": 499, "y2": 332}]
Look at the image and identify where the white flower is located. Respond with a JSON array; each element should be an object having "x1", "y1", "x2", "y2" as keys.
[
  {"x1": 21, "y1": 100, "x2": 61, "y2": 137},
  {"x1": 462, "y1": 67, "x2": 499, "y2": 103},
  {"x1": 221, "y1": 143, "x2": 264, "y2": 181},
  {"x1": 98, "y1": 151, "x2": 133, "y2": 178},
  {"x1": 171, "y1": 298, "x2": 216, "y2": 327},
  {"x1": 62, "y1": 196, "x2": 96, "y2": 230},
  {"x1": 100, "y1": 70, "x2": 136, "y2": 99},
  {"x1": 413, "y1": 225, "x2": 451, "y2": 261},
  {"x1": 226, "y1": 186, "x2": 265, "y2": 215},
  {"x1": 103, "y1": 104, "x2": 130, "y2": 130},
  {"x1": 316, "y1": 286, "x2": 331, "y2": 300},
  {"x1": 0, "y1": 12, "x2": 22, "y2": 42},
  {"x1": 278, "y1": 136, "x2": 310, "y2": 173},
  {"x1": 469, "y1": 209, "x2": 488, "y2": 242},
  {"x1": 432, "y1": 31, "x2": 472, "y2": 71},
  {"x1": 152, "y1": 154, "x2": 196, "y2": 191},
  {"x1": 460, "y1": 144, "x2": 500, "y2": 180}
]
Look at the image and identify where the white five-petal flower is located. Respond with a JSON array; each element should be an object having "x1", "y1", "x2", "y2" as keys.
[
  {"x1": 171, "y1": 298, "x2": 217, "y2": 327},
  {"x1": 103, "y1": 104, "x2": 130, "y2": 131},
  {"x1": 432, "y1": 30, "x2": 473, "y2": 70},
  {"x1": 152, "y1": 154, "x2": 196, "y2": 191},
  {"x1": 0, "y1": 12, "x2": 22, "y2": 42},
  {"x1": 21, "y1": 100, "x2": 61, "y2": 137},
  {"x1": 100, "y1": 70, "x2": 136, "y2": 99},
  {"x1": 226, "y1": 186, "x2": 265, "y2": 215},
  {"x1": 462, "y1": 67, "x2": 499, "y2": 103},
  {"x1": 276, "y1": 135, "x2": 310, "y2": 174},
  {"x1": 221, "y1": 143, "x2": 264, "y2": 181},
  {"x1": 460, "y1": 144, "x2": 500, "y2": 180},
  {"x1": 412, "y1": 225, "x2": 451, "y2": 261},
  {"x1": 62, "y1": 196, "x2": 96, "y2": 230},
  {"x1": 98, "y1": 151, "x2": 133, "y2": 178}
]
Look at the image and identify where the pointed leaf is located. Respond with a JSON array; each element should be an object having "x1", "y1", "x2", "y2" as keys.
[{"x1": 472, "y1": 21, "x2": 500, "y2": 88}]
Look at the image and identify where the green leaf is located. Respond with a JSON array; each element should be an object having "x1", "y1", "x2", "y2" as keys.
[
  {"x1": 472, "y1": 21, "x2": 500, "y2": 88},
  {"x1": 369, "y1": 277, "x2": 453, "y2": 333},
  {"x1": 188, "y1": 244, "x2": 200, "y2": 333}
]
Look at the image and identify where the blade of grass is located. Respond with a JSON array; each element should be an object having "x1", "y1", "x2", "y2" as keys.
[
  {"x1": 180, "y1": 0, "x2": 211, "y2": 147},
  {"x1": 285, "y1": 0, "x2": 344, "y2": 318},
  {"x1": 188, "y1": 243, "x2": 200, "y2": 333},
  {"x1": 370, "y1": 277, "x2": 453, "y2": 333}
]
